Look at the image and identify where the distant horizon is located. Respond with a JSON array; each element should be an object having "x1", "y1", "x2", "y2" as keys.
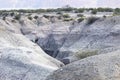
[
  {"x1": 0, "y1": 5, "x2": 119, "y2": 10},
  {"x1": 0, "y1": 0, "x2": 120, "y2": 10}
]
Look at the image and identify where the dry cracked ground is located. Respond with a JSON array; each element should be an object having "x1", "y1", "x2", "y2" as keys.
[{"x1": 0, "y1": 11, "x2": 120, "y2": 80}]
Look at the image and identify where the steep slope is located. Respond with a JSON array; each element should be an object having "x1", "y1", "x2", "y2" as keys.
[
  {"x1": 0, "y1": 15, "x2": 72, "y2": 59},
  {"x1": 0, "y1": 28, "x2": 63, "y2": 80}
]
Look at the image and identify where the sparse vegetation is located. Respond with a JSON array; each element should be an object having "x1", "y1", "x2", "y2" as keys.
[
  {"x1": 0, "y1": 8, "x2": 116, "y2": 16},
  {"x1": 2, "y1": 12, "x2": 9, "y2": 17},
  {"x1": 27, "y1": 13, "x2": 32, "y2": 16},
  {"x1": 57, "y1": 16, "x2": 62, "y2": 20},
  {"x1": 63, "y1": 18, "x2": 73, "y2": 21},
  {"x1": 97, "y1": 8, "x2": 113, "y2": 12},
  {"x1": 91, "y1": 9, "x2": 97, "y2": 14},
  {"x1": 56, "y1": 12, "x2": 62, "y2": 15},
  {"x1": 11, "y1": 19, "x2": 16, "y2": 23},
  {"x1": 77, "y1": 14, "x2": 84, "y2": 17},
  {"x1": 62, "y1": 14, "x2": 70, "y2": 18},
  {"x1": 10, "y1": 12, "x2": 15, "y2": 17},
  {"x1": 2, "y1": 16, "x2": 6, "y2": 20},
  {"x1": 28, "y1": 16, "x2": 33, "y2": 20},
  {"x1": 75, "y1": 8, "x2": 84, "y2": 13},
  {"x1": 62, "y1": 13, "x2": 72, "y2": 21},
  {"x1": 114, "y1": 8, "x2": 120, "y2": 15},
  {"x1": 0, "y1": 8, "x2": 116, "y2": 15},
  {"x1": 75, "y1": 50, "x2": 98, "y2": 59},
  {"x1": 86, "y1": 17, "x2": 99, "y2": 25},
  {"x1": 34, "y1": 15, "x2": 39, "y2": 19},
  {"x1": 14, "y1": 14, "x2": 21, "y2": 20},
  {"x1": 77, "y1": 17, "x2": 84, "y2": 23},
  {"x1": 43, "y1": 15, "x2": 50, "y2": 19},
  {"x1": 103, "y1": 15, "x2": 106, "y2": 18}
]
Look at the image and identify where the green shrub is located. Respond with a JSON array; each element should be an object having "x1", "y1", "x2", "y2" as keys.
[
  {"x1": 34, "y1": 15, "x2": 38, "y2": 19},
  {"x1": 75, "y1": 50, "x2": 98, "y2": 59},
  {"x1": 57, "y1": 16, "x2": 62, "y2": 20},
  {"x1": 2, "y1": 13, "x2": 9, "y2": 16},
  {"x1": 62, "y1": 8, "x2": 73, "y2": 12},
  {"x1": 77, "y1": 8, "x2": 84, "y2": 13},
  {"x1": 103, "y1": 15, "x2": 106, "y2": 18},
  {"x1": 114, "y1": 8, "x2": 120, "y2": 15},
  {"x1": 27, "y1": 13, "x2": 32, "y2": 16},
  {"x1": 43, "y1": 15, "x2": 49, "y2": 19},
  {"x1": 97, "y1": 8, "x2": 113, "y2": 12},
  {"x1": 62, "y1": 14, "x2": 70, "y2": 18},
  {"x1": 91, "y1": 9, "x2": 97, "y2": 14},
  {"x1": 14, "y1": 14, "x2": 21, "y2": 20},
  {"x1": 63, "y1": 18, "x2": 73, "y2": 21},
  {"x1": 28, "y1": 16, "x2": 33, "y2": 20},
  {"x1": 77, "y1": 17, "x2": 84, "y2": 23},
  {"x1": 10, "y1": 12, "x2": 15, "y2": 16},
  {"x1": 77, "y1": 14, "x2": 84, "y2": 17},
  {"x1": 86, "y1": 17, "x2": 99, "y2": 25},
  {"x1": 11, "y1": 19, "x2": 16, "y2": 23},
  {"x1": 2, "y1": 16, "x2": 6, "y2": 20},
  {"x1": 56, "y1": 12, "x2": 62, "y2": 15}
]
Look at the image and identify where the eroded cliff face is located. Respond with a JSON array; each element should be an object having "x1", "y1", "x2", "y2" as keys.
[
  {"x1": 26, "y1": 16, "x2": 120, "y2": 62},
  {"x1": 0, "y1": 13, "x2": 74, "y2": 59},
  {"x1": 1, "y1": 11, "x2": 120, "y2": 80},
  {"x1": 1, "y1": 13, "x2": 120, "y2": 64},
  {"x1": 0, "y1": 14, "x2": 64, "y2": 80}
]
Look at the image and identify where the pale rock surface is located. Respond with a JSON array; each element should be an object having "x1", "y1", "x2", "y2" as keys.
[
  {"x1": 0, "y1": 29, "x2": 64, "y2": 80},
  {"x1": 46, "y1": 50, "x2": 120, "y2": 80}
]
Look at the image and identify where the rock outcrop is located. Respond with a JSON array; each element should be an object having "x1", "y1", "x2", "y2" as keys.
[{"x1": 46, "y1": 50, "x2": 120, "y2": 80}]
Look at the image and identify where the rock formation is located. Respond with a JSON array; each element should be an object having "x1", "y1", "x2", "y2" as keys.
[
  {"x1": 0, "y1": 28, "x2": 63, "y2": 80},
  {"x1": 46, "y1": 50, "x2": 120, "y2": 80},
  {"x1": 0, "y1": 12, "x2": 120, "y2": 80}
]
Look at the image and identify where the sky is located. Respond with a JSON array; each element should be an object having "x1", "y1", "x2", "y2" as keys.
[{"x1": 0, "y1": 0, "x2": 120, "y2": 9}]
